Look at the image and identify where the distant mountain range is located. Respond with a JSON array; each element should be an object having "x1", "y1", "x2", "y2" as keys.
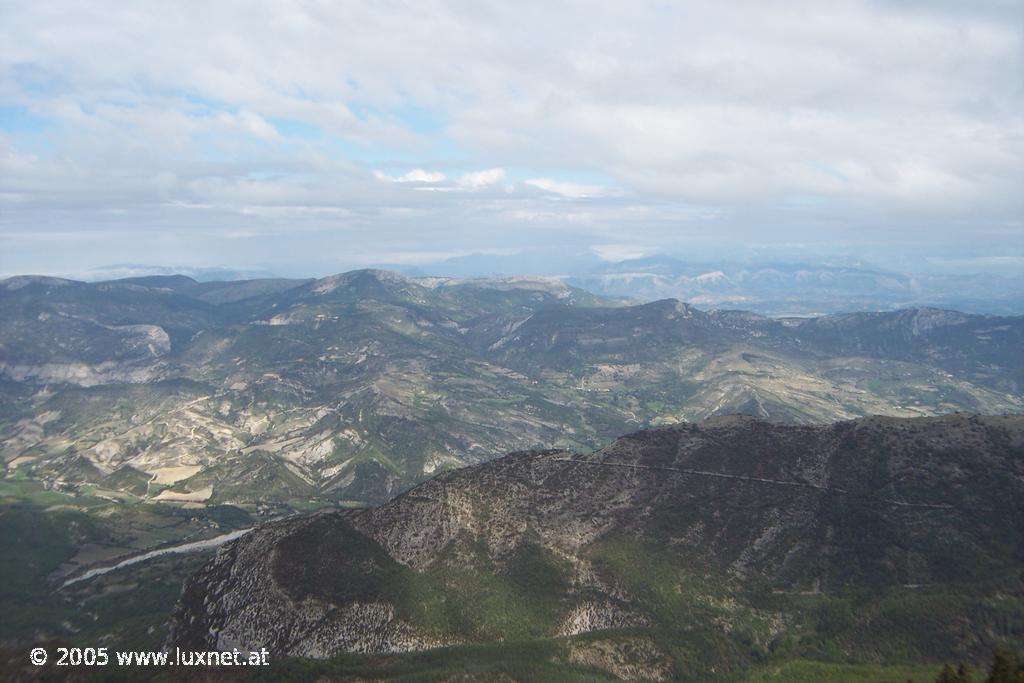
[
  {"x1": 387, "y1": 252, "x2": 1024, "y2": 316},
  {"x1": 2, "y1": 269, "x2": 1022, "y2": 508},
  {"x1": 170, "y1": 414, "x2": 1024, "y2": 680}
]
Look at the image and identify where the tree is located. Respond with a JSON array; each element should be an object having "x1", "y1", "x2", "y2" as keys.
[
  {"x1": 936, "y1": 662, "x2": 973, "y2": 683},
  {"x1": 985, "y1": 648, "x2": 1024, "y2": 683}
]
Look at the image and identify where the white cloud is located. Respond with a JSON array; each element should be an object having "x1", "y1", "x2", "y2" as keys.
[
  {"x1": 233, "y1": 110, "x2": 280, "y2": 141},
  {"x1": 592, "y1": 244, "x2": 650, "y2": 262},
  {"x1": 374, "y1": 167, "x2": 505, "y2": 190},
  {"x1": 458, "y1": 168, "x2": 505, "y2": 189},
  {"x1": 524, "y1": 178, "x2": 613, "y2": 198},
  {"x1": 373, "y1": 168, "x2": 447, "y2": 183}
]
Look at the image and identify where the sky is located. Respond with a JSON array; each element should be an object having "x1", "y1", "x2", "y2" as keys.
[{"x1": 1, "y1": 0, "x2": 1022, "y2": 279}]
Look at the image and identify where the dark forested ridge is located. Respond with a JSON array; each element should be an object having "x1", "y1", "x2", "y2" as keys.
[{"x1": 170, "y1": 413, "x2": 1024, "y2": 681}]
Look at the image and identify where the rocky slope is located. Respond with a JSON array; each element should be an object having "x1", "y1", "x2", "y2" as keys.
[{"x1": 169, "y1": 414, "x2": 1024, "y2": 679}]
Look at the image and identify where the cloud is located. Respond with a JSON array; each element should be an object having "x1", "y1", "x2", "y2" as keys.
[
  {"x1": 524, "y1": 178, "x2": 614, "y2": 198},
  {"x1": 373, "y1": 168, "x2": 447, "y2": 183},
  {"x1": 0, "y1": 1, "x2": 1021, "y2": 275},
  {"x1": 373, "y1": 167, "x2": 505, "y2": 190},
  {"x1": 231, "y1": 110, "x2": 280, "y2": 141},
  {"x1": 458, "y1": 168, "x2": 505, "y2": 189},
  {"x1": 592, "y1": 244, "x2": 650, "y2": 262}
]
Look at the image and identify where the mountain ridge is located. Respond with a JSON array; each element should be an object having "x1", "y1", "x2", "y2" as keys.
[
  {"x1": 169, "y1": 413, "x2": 1024, "y2": 679},
  {"x1": 2, "y1": 269, "x2": 1022, "y2": 506}
]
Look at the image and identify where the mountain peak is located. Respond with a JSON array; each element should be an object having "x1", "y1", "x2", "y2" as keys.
[
  {"x1": 1, "y1": 275, "x2": 77, "y2": 291},
  {"x1": 310, "y1": 269, "x2": 413, "y2": 294},
  {"x1": 644, "y1": 298, "x2": 697, "y2": 317}
]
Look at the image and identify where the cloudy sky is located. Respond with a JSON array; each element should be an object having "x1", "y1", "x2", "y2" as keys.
[{"x1": 1, "y1": 0, "x2": 1022, "y2": 278}]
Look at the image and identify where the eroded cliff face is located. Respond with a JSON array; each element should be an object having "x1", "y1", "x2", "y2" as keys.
[
  {"x1": 169, "y1": 414, "x2": 1024, "y2": 674},
  {"x1": 167, "y1": 517, "x2": 451, "y2": 658}
]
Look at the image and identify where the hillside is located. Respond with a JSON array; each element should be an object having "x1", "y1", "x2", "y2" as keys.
[
  {"x1": 2, "y1": 269, "x2": 1022, "y2": 509},
  {"x1": 169, "y1": 414, "x2": 1024, "y2": 680}
]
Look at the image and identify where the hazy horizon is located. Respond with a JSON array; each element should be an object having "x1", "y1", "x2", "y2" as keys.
[{"x1": 5, "y1": 250, "x2": 1024, "y2": 284}]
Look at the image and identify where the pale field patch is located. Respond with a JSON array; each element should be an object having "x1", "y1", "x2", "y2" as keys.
[
  {"x1": 149, "y1": 465, "x2": 203, "y2": 485},
  {"x1": 242, "y1": 434, "x2": 304, "y2": 454},
  {"x1": 154, "y1": 486, "x2": 213, "y2": 502}
]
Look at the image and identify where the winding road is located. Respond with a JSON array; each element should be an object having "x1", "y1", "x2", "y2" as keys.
[{"x1": 61, "y1": 527, "x2": 253, "y2": 588}]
